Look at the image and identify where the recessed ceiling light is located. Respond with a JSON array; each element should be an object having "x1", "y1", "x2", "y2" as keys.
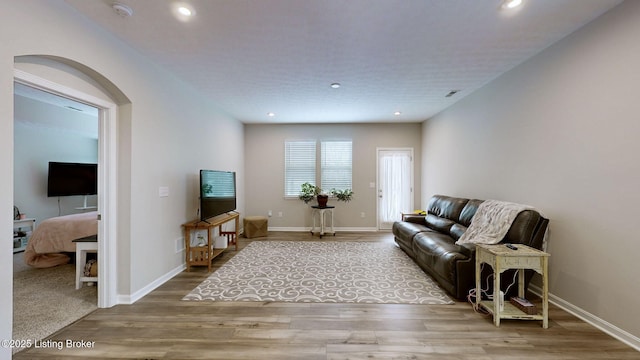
[
  {"x1": 394, "y1": 111, "x2": 402, "y2": 116},
  {"x1": 267, "y1": 112, "x2": 275, "y2": 117},
  {"x1": 177, "y1": 6, "x2": 192, "y2": 16},
  {"x1": 172, "y1": 3, "x2": 195, "y2": 21},
  {"x1": 330, "y1": 83, "x2": 341, "y2": 89},
  {"x1": 501, "y1": 0, "x2": 523, "y2": 10}
]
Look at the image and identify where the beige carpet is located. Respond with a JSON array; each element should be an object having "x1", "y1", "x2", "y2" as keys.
[
  {"x1": 12, "y1": 252, "x2": 97, "y2": 353},
  {"x1": 184, "y1": 241, "x2": 454, "y2": 305}
]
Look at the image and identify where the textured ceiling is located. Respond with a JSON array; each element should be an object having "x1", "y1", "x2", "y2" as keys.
[{"x1": 63, "y1": 0, "x2": 622, "y2": 124}]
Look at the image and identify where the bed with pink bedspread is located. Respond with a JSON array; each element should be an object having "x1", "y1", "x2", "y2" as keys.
[{"x1": 24, "y1": 211, "x2": 98, "y2": 268}]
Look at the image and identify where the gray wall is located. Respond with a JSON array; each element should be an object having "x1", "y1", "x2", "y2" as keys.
[
  {"x1": 422, "y1": 0, "x2": 639, "y2": 342},
  {"x1": 1, "y1": 1, "x2": 245, "y2": 351},
  {"x1": 244, "y1": 123, "x2": 422, "y2": 230},
  {"x1": 14, "y1": 94, "x2": 98, "y2": 221}
]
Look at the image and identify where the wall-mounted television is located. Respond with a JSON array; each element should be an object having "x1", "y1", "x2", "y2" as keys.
[
  {"x1": 47, "y1": 162, "x2": 97, "y2": 197},
  {"x1": 200, "y1": 169, "x2": 236, "y2": 221}
]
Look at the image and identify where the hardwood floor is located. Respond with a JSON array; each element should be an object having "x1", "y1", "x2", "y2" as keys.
[{"x1": 14, "y1": 232, "x2": 639, "y2": 359}]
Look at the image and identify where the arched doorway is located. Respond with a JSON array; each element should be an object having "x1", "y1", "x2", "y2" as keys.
[{"x1": 13, "y1": 55, "x2": 130, "y2": 309}]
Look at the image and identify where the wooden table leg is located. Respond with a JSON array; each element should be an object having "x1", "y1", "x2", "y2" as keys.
[
  {"x1": 475, "y1": 253, "x2": 482, "y2": 309},
  {"x1": 234, "y1": 216, "x2": 239, "y2": 250},
  {"x1": 542, "y1": 257, "x2": 549, "y2": 328},
  {"x1": 207, "y1": 227, "x2": 212, "y2": 272},
  {"x1": 184, "y1": 226, "x2": 191, "y2": 272},
  {"x1": 494, "y1": 262, "x2": 501, "y2": 327}
]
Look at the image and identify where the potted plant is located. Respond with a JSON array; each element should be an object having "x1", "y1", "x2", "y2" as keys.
[
  {"x1": 330, "y1": 188, "x2": 354, "y2": 202},
  {"x1": 316, "y1": 193, "x2": 329, "y2": 208},
  {"x1": 299, "y1": 183, "x2": 354, "y2": 207},
  {"x1": 299, "y1": 182, "x2": 321, "y2": 204}
]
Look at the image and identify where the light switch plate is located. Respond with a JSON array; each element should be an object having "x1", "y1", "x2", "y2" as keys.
[{"x1": 159, "y1": 186, "x2": 169, "y2": 197}]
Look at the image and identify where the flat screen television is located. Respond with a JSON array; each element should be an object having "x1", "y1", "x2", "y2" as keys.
[
  {"x1": 200, "y1": 169, "x2": 236, "y2": 221},
  {"x1": 47, "y1": 162, "x2": 97, "y2": 197}
]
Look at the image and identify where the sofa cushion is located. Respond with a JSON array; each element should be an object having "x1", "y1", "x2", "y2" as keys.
[
  {"x1": 427, "y1": 195, "x2": 468, "y2": 221},
  {"x1": 503, "y1": 209, "x2": 542, "y2": 246},
  {"x1": 449, "y1": 223, "x2": 467, "y2": 241},
  {"x1": 459, "y1": 199, "x2": 484, "y2": 226},
  {"x1": 392, "y1": 221, "x2": 427, "y2": 240},
  {"x1": 424, "y1": 214, "x2": 456, "y2": 233},
  {"x1": 392, "y1": 221, "x2": 431, "y2": 256},
  {"x1": 412, "y1": 231, "x2": 469, "y2": 285}
]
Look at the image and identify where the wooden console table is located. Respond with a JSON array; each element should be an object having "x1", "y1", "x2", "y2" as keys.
[
  {"x1": 475, "y1": 243, "x2": 550, "y2": 328},
  {"x1": 182, "y1": 212, "x2": 239, "y2": 271}
]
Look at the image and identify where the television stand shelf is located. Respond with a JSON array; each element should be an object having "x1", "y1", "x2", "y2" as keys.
[{"x1": 182, "y1": 212, "x2": 239, "y2": 272}]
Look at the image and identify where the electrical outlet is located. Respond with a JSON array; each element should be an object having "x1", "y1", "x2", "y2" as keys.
[
  {"x1": 268, "y1": 210, "x2": 273, "y2": 217},
  {"x1": 360, "y1": 212, "x2": 365, "y2": 218},
  {"x1": 278, "y1": 211, "x2": 283, "y2": 217}
]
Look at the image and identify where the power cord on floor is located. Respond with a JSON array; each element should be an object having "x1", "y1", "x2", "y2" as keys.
[
  {"x1": 468, "y1": 263, "x2": 519, "y2": 315},
  {"x1": 467, "y1": 263, "x2": 491, "y2": 314}
]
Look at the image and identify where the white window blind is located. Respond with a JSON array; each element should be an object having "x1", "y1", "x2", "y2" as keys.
[
  {"x1": 284, "y1": 140, "x2": 316, "y2": 197},
  {"x1": 321, "y1": 140, "x2": 352, "y2": 191}
]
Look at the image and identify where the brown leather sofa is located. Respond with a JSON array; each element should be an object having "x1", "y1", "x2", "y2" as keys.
[{"x1": 392, "y1": 195, "x2": 549, "y2": 300}]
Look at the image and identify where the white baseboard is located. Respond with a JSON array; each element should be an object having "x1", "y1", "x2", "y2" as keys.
[
  {"x1": 116, "y1": 263, "x2": 186, "y2": 305},
  {"x1": 529, "y1": 284, "x2": 640, "y2": 351},
  {"x1": 267, "y1": 226, "x2": 308, "y2": 232},
  {"x1": 267, "y1": 226, "x2": 380, "y2": 232}
]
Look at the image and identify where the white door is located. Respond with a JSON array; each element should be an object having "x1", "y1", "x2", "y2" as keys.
[{"x1": 377, "y1": 148, "x2": 413, "y2": 230}]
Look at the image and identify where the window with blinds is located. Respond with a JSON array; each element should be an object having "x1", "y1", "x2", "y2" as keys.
[
  {"x1": 321, "y1": 140, "x2": 352, "y2": 191},
  {"x1": 284, "y1": 140, "x2": 316, "y2": 197},
  {"x1": 284, "y1": 139, "x2": 353, "y2": 197}
]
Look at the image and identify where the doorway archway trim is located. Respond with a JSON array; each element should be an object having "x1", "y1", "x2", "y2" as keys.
[{"x1": 14, "y1": 68, "x2": 118, "y2": 308}]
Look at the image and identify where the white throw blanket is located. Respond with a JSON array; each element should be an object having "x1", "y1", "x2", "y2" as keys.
[{"x1": 456, "y1": 200, "x2": 533, "y2": 245}]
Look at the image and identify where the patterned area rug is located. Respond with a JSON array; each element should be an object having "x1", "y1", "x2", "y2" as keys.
[{"x1": 183, "y1": 241, "x2": 454, "y2": 304}]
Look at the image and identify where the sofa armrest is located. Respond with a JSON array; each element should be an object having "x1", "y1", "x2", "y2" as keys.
[
  {"x1": 457, "y1": 242, "x2": 476, "y2": 258},
  {"x1": 403, "y1": 215, "x2": 426, "y2": 225}
]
